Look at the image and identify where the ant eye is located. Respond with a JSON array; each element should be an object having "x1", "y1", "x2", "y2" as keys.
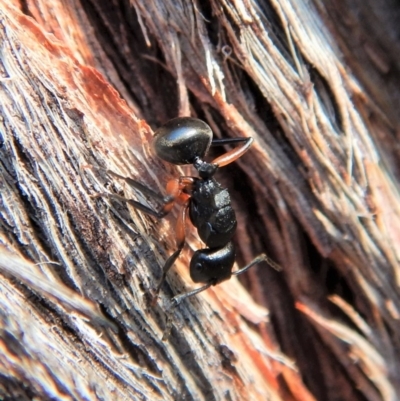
[
  {"x1": 153, "y1": 117, "x2": 212, "y2": 165},
  {"x1": 195, "y1": 263, "x2": 202, "y2": 270}
]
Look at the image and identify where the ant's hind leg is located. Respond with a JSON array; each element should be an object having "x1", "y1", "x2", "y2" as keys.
[
  {"x1": 100, "y1": 168, "x2": 172, "y2": 204},
  {"x1": 92, "y1": 192, "x2": 169, "y2": 218},
  {"x1": 211, "y1": 137, "x2": 253, "y2": 167},
  {"x1": 85, "y1": 165, "x2": 195, "y2": 217},
  {"x1": 84, "y1": 164, "x2": 171, "y2": 217}
]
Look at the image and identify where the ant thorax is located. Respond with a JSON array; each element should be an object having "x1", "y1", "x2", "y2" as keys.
[{"x1": 189, "y1": 177, "x2": 237, "y2": 249}]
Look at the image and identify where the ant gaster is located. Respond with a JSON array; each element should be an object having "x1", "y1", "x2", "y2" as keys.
[{"x1": 96, "y1": 117, "x2": 278, "y2": 319}]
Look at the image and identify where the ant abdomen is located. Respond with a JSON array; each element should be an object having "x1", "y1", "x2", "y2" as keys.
[{"x1": 153, "y1": 117, "x2": 212, "y2": 165}]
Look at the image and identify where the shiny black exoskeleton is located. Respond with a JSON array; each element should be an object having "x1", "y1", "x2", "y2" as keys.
[
  {"x1": 189, "y1": 173, "x2": 237, "y2": 284},
  {"x1": 98, "y1": 117, "x2": 274, "y2": 311}
]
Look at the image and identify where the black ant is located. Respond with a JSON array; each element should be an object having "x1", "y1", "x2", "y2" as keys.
[{"x1": 91, "y1": 117, "x2": 279, "y2": 334}]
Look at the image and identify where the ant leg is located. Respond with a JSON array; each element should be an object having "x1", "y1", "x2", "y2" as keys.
[
  {"x1": 211, "y1": 137, "x2": 249, "y2": 146},
  {"x1": 211, "y1": 137, "x2": 253, "y2": 167},
  {"x1": 84, "y1": 165, "x2": 167, "y2": 202},
  {"x1": 162, "y1": 177, "x2": 194, "y2": 214},
  {"x1": 100, "y1": 169, "x2": 167, "y2": 202},
  {"x1": 109, "y1": 171, "x2": 194, "y2": 212},
  {"x1": 162, "y1": 281, "x2": 213, "y2": 341},
  {"x1": 92, "y1": 192, "x2": 168, "y2": 218},
  {"x1": 232, "y1": 253, "x2": 281, "y2": 277},
  {"x1": 170, "y1": 282, "x2": 213, "y2": 306},
  {"x1": 86, "y1": 164, "x2": 194, "y2": 218},
  {"x1": 152, "y1": 200, "x2": 190, "y2": 303},
  {"x1": 162, "y1": 254, "x2": 281, "y2": 340},
  {"x1": 164, "y1": 254, "x2": 280, "y2": 306},
  {"x1": 85, "y1": 165, "x2": 170, "y2": 217}
]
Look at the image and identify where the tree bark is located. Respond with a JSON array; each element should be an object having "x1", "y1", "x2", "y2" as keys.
[{"x1": 0, "y1": 1, "x2": 399, "y2": 400}]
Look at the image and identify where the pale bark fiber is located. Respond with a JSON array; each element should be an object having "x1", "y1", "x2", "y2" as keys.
[{"x1": 0, "y1": 1, "x2": 399, "y2": 401}]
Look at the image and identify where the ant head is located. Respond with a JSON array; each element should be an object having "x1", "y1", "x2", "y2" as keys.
[
  {"x1": 153, "y1": 117, "x2": 212, "y2": 165},
  {"x1": 189, "y1": 242, "x2": 235, "y2": 284}
]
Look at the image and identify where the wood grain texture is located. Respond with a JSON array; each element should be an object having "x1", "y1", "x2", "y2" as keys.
[{"x1": 0, "y1": 1, "x2": 399, "y2": 400}]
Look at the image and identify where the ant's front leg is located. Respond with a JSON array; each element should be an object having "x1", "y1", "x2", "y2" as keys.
[
  {"x1": 101, "y1": 168, "x2": 169, "y2": 204},
  {"x1": 161, "y1": 253, "x2": 281, "y2": 340},
  {"x1": 152, "y1": 200, "x2": 189, "y2": 305},
  {"x1": 162, "y1": 281, "x2": 213, "y2": 341},
  {"x1": 232, "y1": 253, "x2": 281, "y2": 276}
]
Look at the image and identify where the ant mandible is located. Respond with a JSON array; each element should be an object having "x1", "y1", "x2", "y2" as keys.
[{"x1": 97, "y1": 117, "x2": 278, "y2": 311}]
